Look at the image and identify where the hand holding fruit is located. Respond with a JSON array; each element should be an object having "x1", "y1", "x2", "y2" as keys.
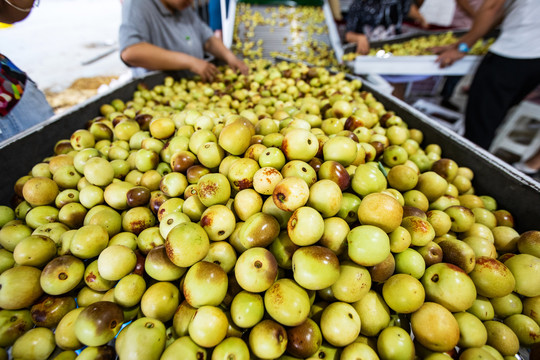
[
  {"x1": 189, "y1": 58, "x2": 219, "y2": 82},
  {"x1": 345, "y1": 32, "x2": 370, "y2": 55},
  {"x1": 226, "y1": 57, "x2": 249, "y2": 76},
  {"x1": 355, "y1": 34, "x2": 370, "y2": 55}
]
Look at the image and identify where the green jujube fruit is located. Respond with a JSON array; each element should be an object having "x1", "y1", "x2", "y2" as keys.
[
  {"x1": 484, "y1": 320, "x2": 520, "y2": 356},
  {"x1": 211, "y1": 337, "x2": 250, "y2": 360},
  {"x1": 30, "y1": 295, "x2": 77, "y2": 328},
  {"x1": 74, "y1": 301, "x2": 124, "y2": 347},
  {"x1": 115, "y1": 317, "x2": 166, "y2": 360},
  {"x1": 97, "y1": 244, "x2": 137, "y2": 281},
  {"x1": 114, "y1": 273, "x2": 146, "y2": 308},
  {"x1": 40, "y1": 255, "x2": 85, "y2": 295},
  {"x1": 11, "y1": 327, "x2": 55, "y2": 360},
  {"x1": 0, "y1": 309, "x2": 34, "y2": 347},
  {"x1": 54, "y1": 307, "x2": 85, "y2": 351},
  {"x1": 51, "y1": 350, "x2": 78, "y2": 360},
  {"x1": 0, "y1": 248, "x2": 15, "y2": 274},
  {"x1": 12, "y1": 235, "x2": 57, "y2": 267},
  {"x1": 0, "y1": 265, "x2": 43, "y2": 310},
  {"x1": 83, "y1": 260, "x2": 116, "y2": 292},
  {"x1": 69, "y1": 224, "x2": 109, "y2": 259},
  {"x1": 144, "y1": 245, "x2": 187, "y2": 281},
  {"x1": 75, "y1": 345, "x2": 116, "y2": 360},
  {"x1": 453, "y1": 311, "x2": 488, "y2": 348},
  {"x1": 503, "y1": 314, "x2": 540, "y2": 347}
]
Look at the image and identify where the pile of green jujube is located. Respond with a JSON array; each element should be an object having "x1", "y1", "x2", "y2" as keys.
[
  {"x1": 0, "y1": 59, "x2": 539, "y2": 360},
  {"x1": 343, "y1": 32, "x2": 495, "y2": 62}
]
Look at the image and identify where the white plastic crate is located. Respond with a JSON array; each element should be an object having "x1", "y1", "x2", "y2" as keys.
[
  {"x1": 348, "y1": 55, "x2": 481, "y2": 76},
  {"x1": 489, "y1": 101, "x2": 540, "y2": 163}
]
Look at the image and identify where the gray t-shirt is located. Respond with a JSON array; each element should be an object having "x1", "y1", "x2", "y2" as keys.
[{"x1": 119, "y1": 0, "x2": 214, "y2": 68}]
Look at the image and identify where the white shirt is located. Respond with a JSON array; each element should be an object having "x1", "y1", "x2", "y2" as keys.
[{"x1": 489, "y1": 0, "x2": 540, "y2": 58}]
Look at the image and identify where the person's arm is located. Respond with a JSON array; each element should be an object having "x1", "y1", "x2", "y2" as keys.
[
  {"x1": 328, "y1": 0, "x2": 343, "y2": 21},
  {"x1": 433, "y1": 0, "x2": 505, "y2": 67},
  {"x1": 0, "y1": 0, "x2": 34, "y2": 24},
  {"x1": 120, "y1": 42, "x2": 219, "y2": 82},
  {"x1": 407, "y1": 2, "x2": 429, "y2": 29},
  {"x1": 456, "y1": 0, "x2": 477, "y2": 18},
  {"x1": 345, "y1": 32, "x2": 370, "y2": 55},
  {"x1": 203, "y1": 36, "x2": 249, "y2": 75},
  {"x1": 344, "y1": 0, "x2": 371, "y2": 54}
]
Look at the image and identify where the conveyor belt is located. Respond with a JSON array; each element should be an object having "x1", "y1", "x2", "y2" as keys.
[{"x1": 225, "y1": 0, "x2": 343, "y2": 68}]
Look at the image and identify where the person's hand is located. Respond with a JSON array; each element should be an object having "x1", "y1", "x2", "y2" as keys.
[
  {"x1": 355, "y1": 34, "x2": 370, "y2": 55},
  {"x1": 432, "y1": 45, "x2": 466, "y2": 68},
  {"x1": 408, "y1": 3, "x2": 429, "y2": 29},
  {"x1": 190, "y1": 58, "x2": 219, "y2": 82},
  {"x1": 429, "y1": 44, "x2": 452, "y2": 55},
  {"x1": 415, "y1": 14, "x2": 429, "y2": 29},
  {"x1": 228, "y1": 57, "x2": 249, "y2": 76}
]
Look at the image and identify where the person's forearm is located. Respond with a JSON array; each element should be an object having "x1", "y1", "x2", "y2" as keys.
[
  {"x1": 345, "y1": 31, "x2": 362, "y2": 44},
  {"x1": 345, "y1": 31, "x2": 370, "y2": 54},
  {"x1": 459, "y1": 0, "x2": 505, "y2": 47},
  {"x1": 0, "y1": 0, "x2": 35, "y2": 23},
  {"x1": 407, "y1": 3, "x2": 422, "y2": 22},
  {"x1": 204, "y1": 36, "x2": 249, "y2": 75},
  {"x1": 120, "y1": 42, "x2": 198, "y2": 72},
  {"x1": 328, "y1": 0, "x2": 343, "y2": 21},
  {"x1": 407, "y1": 3, "x2": 428, "y2": 28},
  {"x1": 204, "y1": 36, "x2": 237, "y2": 64}
]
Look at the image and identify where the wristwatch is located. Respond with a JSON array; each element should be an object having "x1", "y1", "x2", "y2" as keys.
[{"x1": 457, "y1": 42, "x2": 470, "y2": 53}]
